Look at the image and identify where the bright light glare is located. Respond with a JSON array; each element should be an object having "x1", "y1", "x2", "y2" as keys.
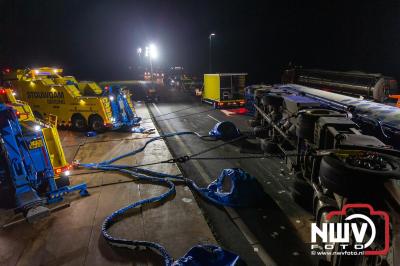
[
  {"x1": 34, "y1": 125, "x2": 41, "y2": 132},
  {"x1": 12, "y1": 92, "x2": 16, "y2": 96},
  {"x1": 137, "y1": 47, "x2": 142, "y2": 54},
  {"x1": 109, "y1": 96, "x2": 114, "y2": 101},
  {"x1": 148, "y1": 44, "x2": 158, "y2": 59},
  {"x1": 64, "y1": 170, "x2": 71, "y2": 176}
]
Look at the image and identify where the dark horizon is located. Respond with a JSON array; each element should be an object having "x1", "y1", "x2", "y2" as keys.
[{"x1": 1, "y1": 0, "x2": 399, "y2": 84}]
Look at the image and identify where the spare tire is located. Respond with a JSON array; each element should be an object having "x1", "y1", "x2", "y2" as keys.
[
  {"x1": 319, "y1": 153, "x2": 400, "y2": 197},
  {"x1": 296, "y1": 109, "x2": 343, "y2": 141}
]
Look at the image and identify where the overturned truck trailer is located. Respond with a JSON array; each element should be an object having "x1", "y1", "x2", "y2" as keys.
[
  {"x1": 251, "y1": 84, "x2": 400, "y2": 266},
  {"x1": 282, "y1": 68, "x2": 399, "y2": 103}
]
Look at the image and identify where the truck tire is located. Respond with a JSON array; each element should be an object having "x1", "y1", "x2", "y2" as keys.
[
  {"x1": 319, "y1": 153, "x2": 400, "y2": 197},
  {"x1": 89, "y1": 115, "x2": 105, "y2": 132},
  {"x1": 55, "y1": 176, "x2": 70, "y2": 188},
  {"x1": 71, "y1": 114, "x2": 87, "y2": 131},
  {"x1": 296, "y1": 109, "x2": 342, "y2": 141}
]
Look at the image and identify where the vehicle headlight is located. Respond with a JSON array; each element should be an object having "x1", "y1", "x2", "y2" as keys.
[
  {"x1": 34, "y1": 125, "x2": 41, "y2": 132},
  {"x1": 109, "y1": 96, "x2": 114, "y2": 101},
  {"x1": 110, "y1": 117, "x2": 116, "y2": 122}
]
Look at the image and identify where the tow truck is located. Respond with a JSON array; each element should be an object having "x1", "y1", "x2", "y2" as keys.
[
  {"x1": 2, "y1": 68, "x2": 140, "y2": 131},
  {"x1": 202, "y1": 73, "x2": 246, "y2": 108},
  {"x1": 0, "y1": 103, "x2": 88, "y2": 223},
  {"x1": 0, "y1": 87, "x2": 71, "y2": 178},
  {"x1": 251, "y1": 84, "x2": 400, "y2": 265}
]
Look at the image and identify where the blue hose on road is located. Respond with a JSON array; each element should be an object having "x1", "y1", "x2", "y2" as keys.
[{"x1": 79, "y1": 125, "x2": 262, "y2": 265}]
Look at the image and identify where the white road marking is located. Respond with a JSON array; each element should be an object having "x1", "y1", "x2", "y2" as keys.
[
  {"x1": 152, "y1": 102, "x2": 162, "y2": 115},
  {"x1": 182, "y1": 197, "x2": 193, "y2": 203},
  {"x1": 207, "y1": 114, "x2": 221, "y2": 123}
]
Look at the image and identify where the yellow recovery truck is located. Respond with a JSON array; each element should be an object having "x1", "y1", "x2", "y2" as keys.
[
  {"x1": 3, "y1": 68, "x2": 140, "y2": 131},
  {"x1": 202, "y1": 73, "x2": 247, "y2": 108},
  {"x1": 0, "y1": 87, "x2": 71, "y2": 179}
]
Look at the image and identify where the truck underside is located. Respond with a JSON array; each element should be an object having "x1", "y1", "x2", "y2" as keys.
[{"x1": 250, "y1": 84, "x2": 400, "y2": 265}]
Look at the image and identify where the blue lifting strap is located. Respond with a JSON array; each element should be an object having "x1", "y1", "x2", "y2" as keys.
[
  {"x1": 189, "y1": 168, "x2": 264, "y2": 207},
  {"x1": 79, "y1": 122, "x2": 266, "y2": 265},
  {"x1": 172, "y1": 245, "x2": 240, "y2": 266},
  {"x1": 209, "y1": 121, "x2": 241, "y2": 140}
]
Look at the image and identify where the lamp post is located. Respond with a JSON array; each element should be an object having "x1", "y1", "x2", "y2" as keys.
[
  {"x1": 145, "y1": 44, "x2": 157, "y2": 82},
  {"x1": 137, "y1": 47, "x2": 143, "y2": 73},
  {"x1": 209, "y1": 33, "x2": 216, "y2": 73},
  {"x1": 137, "y1": 44, "x2": 158, "y2": 95}
]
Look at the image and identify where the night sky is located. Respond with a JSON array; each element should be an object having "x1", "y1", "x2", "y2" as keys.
[{"x1": 1, "y1": 0, "x2": 400, "y2": 83}]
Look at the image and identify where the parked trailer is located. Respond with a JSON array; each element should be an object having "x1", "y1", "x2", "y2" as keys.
[
  {"x1": 0, "y1": 104, "x2": 87, "y2": 223},
  {"x1": 282, "y1": 68, "x2": 399, "y2": 103},
  {"x1": 2, "y1": 68, "x2": 140, "y2": 131},
  {"x1": 251, "y1": 84, "x2": 400, "y2": 265},
  {"x1": 202, "y1": 73, "x2": 246, "y2": 108}
]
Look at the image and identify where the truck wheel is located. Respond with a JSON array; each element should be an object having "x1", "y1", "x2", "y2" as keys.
[
  {"x1": 296, "y1": 109, "x2": 342, "y2": 141},
  {"x1": 55, "y1": 176, "x2": 70, "y2": 188},
  {"x1": 319, "y1": 153, "x2": 400, "y2": 197},
  {"x1": 71, "y1": 114, "x2": 87, "y2": 131},
  {"x1": 89, "y1": 115, "x2": 105, "y2": 132}
]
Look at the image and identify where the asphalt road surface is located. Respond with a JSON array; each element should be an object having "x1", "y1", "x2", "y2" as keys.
[{"x1": 140, "y1": 86, "x2": 321, "y2": 266}]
